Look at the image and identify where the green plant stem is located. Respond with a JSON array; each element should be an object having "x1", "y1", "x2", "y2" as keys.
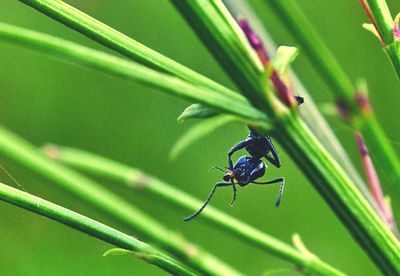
[
  {"x1": 0, "y1": 22, "x2": 266, "y2": 125},
  {"x1": 15, "y1": 0, "x2": 368, "y2": 205},
  {"x1": 365, "y1": 0, "x2": 394, "y2": 44},
  {"x1": 17, "y1": 0, "x2": 248, "y2": 104},
  {"x1": 0, "y1": 126, "x2": 242, "y2": 276},
  {"x1": 363, "y1": 0, "x2": 400, "y2": 79},
  {"x1": 224, "y1": 0, "x2": 373, "y2": 221},
  {"x1": 171, "y1": 0, "x2": 400, "y2": 274},
  {"x1": 358, "y1": 115, "x2": 400, "y2": 193},
  {"x1": 172, "y1": 0, "x2": 267, "y2": 110},
  {"x1": 7, "y1": 0, "x2": 400, "y2": 272},
  {"x1": 43, "y1": 144, "x2": 345, "y2": 275},
  {"x1": 266, "y1": 0, "x2": 354, "y2": 106},
  {"x1": 266, "y1": 0, "x2": 400, "y2": 195},
  {"x1": 0, "y1": 183, "x2": 195, "y2": 276},
  {"x1": 274, "y1": 114, "x2": 400, "y2": 275}
]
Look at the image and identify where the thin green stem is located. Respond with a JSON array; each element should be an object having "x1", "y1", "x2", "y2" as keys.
[
  {"x1": 0, "y1": 126, "x2": 242, "y2": 276},
  {"x1": 275, "y1": 114, "x2": 400, "y2": 275},
  {"x1": 0, "y1": 22, "x2": 266, "y2": 125},
  {"x1": 42, "y1": 144, "x2": 345, "y2": 275},
  {"x1": 266, "y1": 0, "x2": 354, "y2": 107},
  {"x1": 266, "y1": 0, "x2": 400, "y2": 196},
  {"x1": 361, "y1": 0, "x2": 400, "y2": 80},
  {"x1": 0, "y1": 183, "x2": 195, "y2": 276},
  {"x1": 171, "y1": 0, "x2": 400, "y2": 274},
  {"x1": 365, "y1": 0, "x2": 394, "y2": 44},
  {"x1": 17, "y1": 0, "x2": 248, "y2": 103},
  {"x1": 172, "y1": 0, "x2": 268, "y2": 110}
]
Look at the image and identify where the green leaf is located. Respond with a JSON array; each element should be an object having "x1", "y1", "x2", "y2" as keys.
[
  {"x1": 103, "y1": 248, "x2": 134, "y2": 257},
  {"x1": 170, "y1": 115, "x2": 236, "y2": 160},
  {"x1": 177, "y1": 104, "x2": 219, "y2": 122},
  {"x1": 362, "y1": 23, "x2": 382, "y2": 41},
  {"x1": 272, "y1": 46, "x2": 298, "y2": 75}
]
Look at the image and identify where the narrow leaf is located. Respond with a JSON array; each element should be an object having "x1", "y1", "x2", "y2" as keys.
[
  {"x1": 273, "y1": 46, "x2": 299, "y2": 75},
  {"x1": 103, "y1": 248, "x2": 133, "y2": 257},
  {"x1": 170, "y1": 115, "x2": 237, "y2": 160},
  {"x1": 177, "y1": 104, "x2": 219, "y2": 122},
  {"x1": 362, "y1": 23, "x2": 383, "y2": 41}
]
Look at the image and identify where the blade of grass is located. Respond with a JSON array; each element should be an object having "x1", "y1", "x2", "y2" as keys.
[
  {"x1": 17, "y1": 0, "x2": 249, "y2": 104},
  {"x1": 0, "y1": 22, "x2": 267, "y2": 125},
  {"x1": 42, "y1": 145, "x2": 345, "y2": 275},
  {"x1": 0, "y1": 183, "x2": 195, "y2": 276},
  {"x1": 266, "y1": 0, "x2": 400, "y2": 197},
  {"x1": 0, "y1": 126, "x2": 242, "y2": 276},
  {"x1": 172, "y1": 1, "x2": 400, "y2": 274}
]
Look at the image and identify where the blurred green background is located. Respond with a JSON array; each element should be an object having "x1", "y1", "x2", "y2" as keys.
[{"x1": 1, "y1": 0, "x2": 400, "y2": 275}]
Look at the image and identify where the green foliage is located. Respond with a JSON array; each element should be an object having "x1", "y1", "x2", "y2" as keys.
[
  {"x1": 44, "y1": 145, "x2": 343, "y2": 275},
  {"x1": 268, "y1": 0, "x2": 400, "y2": 198},
  {"x1": 0, "y1": 183, "x2": 195, "y2": 276},
  {"x1": 1, "y1": 0, "x2": 400, "y2": 275},
  {"x1": 0, "y1": 126, "x2": 241, "y2": 275},
  {"x1": 172, "y1": 1, "x2": 400, "y2": 274}
]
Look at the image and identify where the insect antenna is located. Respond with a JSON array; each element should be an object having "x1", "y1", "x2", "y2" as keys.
[{"x1": 208, "y1": 166, "x2": 227, "y2": 173}]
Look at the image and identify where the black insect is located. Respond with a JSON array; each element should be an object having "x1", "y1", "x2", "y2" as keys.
[
  {"x1": 184, "y1": 155, "x2": 284, "y2": 221},
  {"x1": 183, "y1": 96, "x2": 304, "y2": 221},
  {"x1": 226, "y1": 95, "x2": 304, "y2": 171}
]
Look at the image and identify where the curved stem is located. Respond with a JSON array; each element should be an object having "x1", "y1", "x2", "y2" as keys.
[
  {"x1": 0, "y1": 22, "x2": 266, "y2": 124},
  {"x1": 275, "y1": 114, "x2": 400, "y2": 275},
  {"x1": 0, "y1": 126, "x2": 242, "y2": 276},
  {"x1": 0, "y1": 183, "x2": 194, "y2": 276},
  {"x1": 43, "y1": 145, "x2": 344, "y2": 275},
  {"x1": 17, "y1": 0, "x2": 248, "y2": 103}
]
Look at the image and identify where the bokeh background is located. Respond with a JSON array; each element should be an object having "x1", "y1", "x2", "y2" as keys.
[{"x1": 1, "y1": 0, "x2": 400, "y2": 275}]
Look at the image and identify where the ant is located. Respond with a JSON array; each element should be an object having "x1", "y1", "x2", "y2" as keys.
[
  {"x1": 184, "y1": 155, "x2": 284, "y2": 221},
  {"x1": 184, "y1": 96, "x2": 304, "y2": 221}
]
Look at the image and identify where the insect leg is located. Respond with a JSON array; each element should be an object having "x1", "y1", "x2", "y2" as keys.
[
  {"x1": 230, "y1": 180, "x2": 237, "y2": 207},
  {"x1": 265, "y1": 137, "x2": 281, "y2": 168},
  {"x1": 184, "y1": 182, "x2": 232, "y2": 221},
  {"x1": 228, "y1": 138, "x2": 251, "y2": 169},
  {"x1": 253, "y1": 177, "x2": 285, "y2": 207}
]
